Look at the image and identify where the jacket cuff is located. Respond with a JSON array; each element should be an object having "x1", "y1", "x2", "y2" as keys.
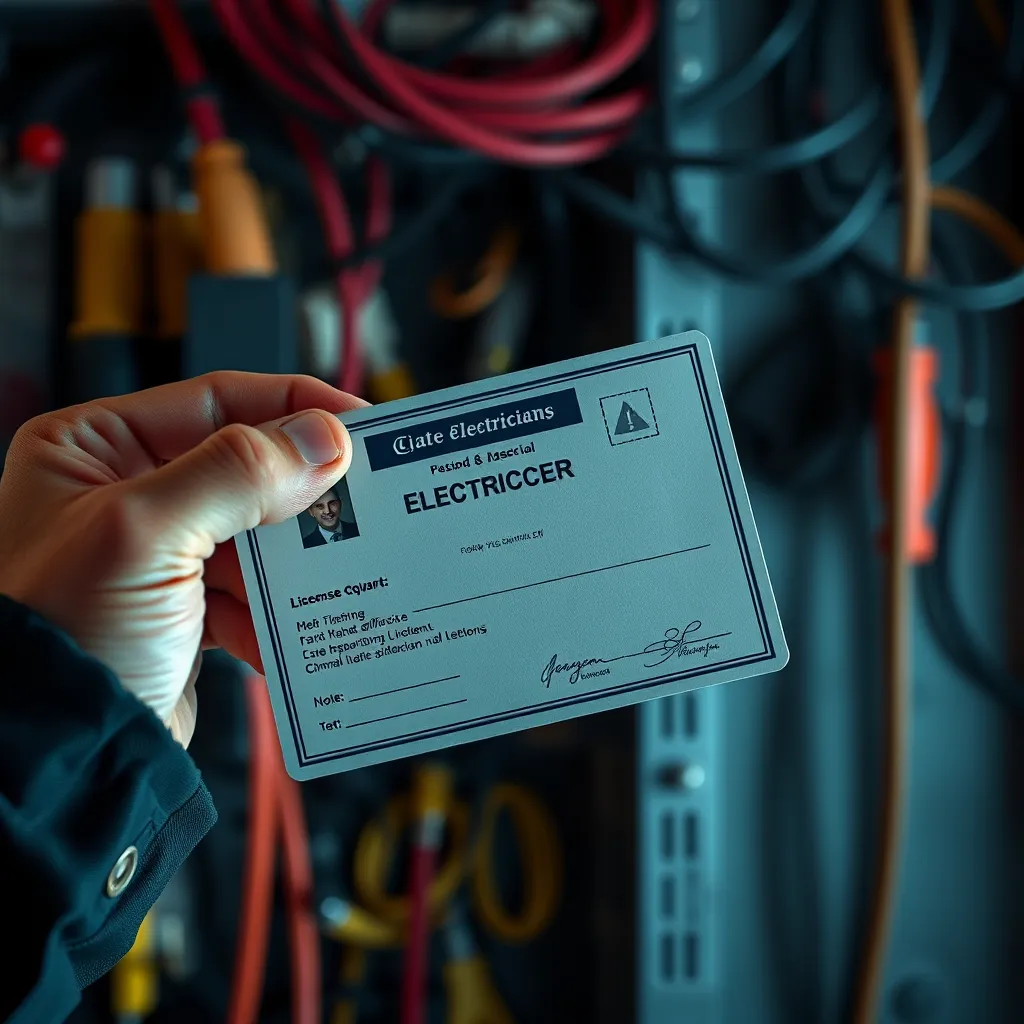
[{"x1": 0, "y1": 594, "x2": 218, "y2": 1022}]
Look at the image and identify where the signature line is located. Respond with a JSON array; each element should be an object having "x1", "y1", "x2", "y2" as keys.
[
  {"x1": 348, "y1": 675, "x2": 461, "y2": 704},
  {"x1": 347, "y1": 698, "x2": 468, "y2": 729},
  {"x1": 412, "y1": 544, "x2": 710, "y2": 614},
  {"x1": 576, "y1": 631, "x2": 735, "y2": 676}
]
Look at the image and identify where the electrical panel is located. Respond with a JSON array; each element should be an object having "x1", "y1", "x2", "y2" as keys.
[{"x1": 0, "y1": 1, "x2": 1022, "y2": 1023}]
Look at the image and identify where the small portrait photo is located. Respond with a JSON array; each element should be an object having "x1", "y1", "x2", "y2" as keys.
[{"x1": 299, "y1": 478, "x2": 360, "y2": 549}]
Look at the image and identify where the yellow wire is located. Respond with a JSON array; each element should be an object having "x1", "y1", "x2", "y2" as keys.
[
  {"x1": 352, "y1": 794, "x2": 471, "y2": 928},
  {"x1": 471, "y1": 784, "x2": 562, "y2": 944},
  {"x1": 337, "y1": 783, "x2": 561, "y2": 951}
]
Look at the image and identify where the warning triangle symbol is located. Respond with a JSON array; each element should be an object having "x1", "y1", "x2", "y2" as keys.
[{"x1": 614, "y1": 401, "x2": 650, "y2": 434}]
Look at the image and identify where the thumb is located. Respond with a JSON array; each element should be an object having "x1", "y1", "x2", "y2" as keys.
[{"x1": 128, "y1": 409, "x2": 353, "y2": 549}]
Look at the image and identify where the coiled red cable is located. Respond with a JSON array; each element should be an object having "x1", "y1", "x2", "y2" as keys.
[
  {"x1": 149, "y1": 0, "x2": 382, "y2": 396},
  {"x1": 210, "y1": 0, "x2": 656, "y2": 166}
]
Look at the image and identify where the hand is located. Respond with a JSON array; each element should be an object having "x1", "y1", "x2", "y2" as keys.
[{"x1": 0, "y1": 372, "x2": 366, "y2": 747}]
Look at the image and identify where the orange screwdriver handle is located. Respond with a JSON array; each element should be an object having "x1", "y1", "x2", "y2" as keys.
[{"x1": 873, "y1": 345, "x2": 942, "y2": 563}]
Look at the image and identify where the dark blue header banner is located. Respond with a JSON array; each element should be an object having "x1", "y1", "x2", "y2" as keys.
[{"x1": 363, "y1": 389, "x2": 583, "y2": 471}]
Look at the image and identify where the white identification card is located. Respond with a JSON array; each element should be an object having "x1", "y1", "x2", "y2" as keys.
[{"x1": 237, "y1": 333, "x2": 788, "y2": 779}]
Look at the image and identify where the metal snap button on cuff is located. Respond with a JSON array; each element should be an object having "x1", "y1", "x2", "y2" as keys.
[{"x1": 106, "y1": 845, "x2": 138, "y2": 898}]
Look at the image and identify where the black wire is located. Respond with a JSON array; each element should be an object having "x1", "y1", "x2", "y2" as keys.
[
  {"x1": 918, "y1": 222, "x2": 1024, "y2": 714},
  {"x1": 928, "y1": 0, "x2": 1024, "y2": 183},
  {"x1": 673, "y1": 0, "x2": 817, "y2": 121},
  {"x1": 333, "y1": 165, "x2": 492, "y2": 269},
  {"x1": 627, "y1": 88, "x2": 882, "y2": 175},
  {"x1": 780, "y1": 0, "x2": 1024, "y2": 310},
  {"x1": 357, "y1": 125, "x2": 488, "y2": 167},
  {"x1": 534, "y1": 178, "x2": 574, "y2": 352},
  {"x1": 626, "y1": 0, "x2": 947, "y2": 179},
  {"x1": 621, "y1": 0, "x2": 932, "y2": 283},
  {"x1": 550, "y1": 0, "x2": 1024, "y2": 304},
  {"x1": 682, "y1": 169, "x2": 891, "y2": 283},
  {"x1": 17, "y1": 50, "x2": 114, "y2": 127},
  {"x1": 552, "y1": 147, "x2": 892, "y2": 284},
  {"x1": 545, "y1": 169, "x2": 676, "y2": 247},
  {"x1": 800, "y1": 0, "x2": 1021, "y2": 199},
  {"x1": 953, "y1": 33, "x2": 1024, "y2": 101},
  {"x1": 796, "y1": 0, "x2": 955, "y2": 206}
]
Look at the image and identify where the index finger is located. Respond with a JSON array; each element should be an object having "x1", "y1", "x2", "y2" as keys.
[{"x1": 67, "y1": 372, "x2": 369, "y2": 463}]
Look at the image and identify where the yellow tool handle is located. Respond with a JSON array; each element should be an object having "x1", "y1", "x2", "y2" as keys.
[
  {"x1": 68, "y1": 208, "x2": 144, "y2": 338},
  {"x1": 368, "y1": 363, "x2": 418, "y2": 404},
  {"x1": 192, "y1": 140, "x2": 275, "y2": 275},
  {"x1": 153, "y1": 206, "x2": 202, "y2": 338},
  {"x1": 330, "y1": 946, "x2": 367, "y2": 1024},
  {"x1": 444, "y1": 955, "x2": 515, "y2": 1024}
]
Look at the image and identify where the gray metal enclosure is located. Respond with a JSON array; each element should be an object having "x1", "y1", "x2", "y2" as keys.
[{"x1": 634, "y1": 2, "x2": 1024, "y2": 1022}]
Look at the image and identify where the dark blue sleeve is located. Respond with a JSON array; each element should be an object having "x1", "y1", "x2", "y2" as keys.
[{"x1": 0, "y1": 595, "x2": 218, "y2": 1024}]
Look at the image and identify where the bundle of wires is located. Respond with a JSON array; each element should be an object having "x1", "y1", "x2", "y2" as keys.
[
  {"x1": 152, "y1": 0, "x2": 656, "y2": 394},
  {"x1": 209, "y1": 0, "x2": 656, "y2": 166},
  {"x1": 145, "y1": 2, "x2": 1024, "y2": 1024}
]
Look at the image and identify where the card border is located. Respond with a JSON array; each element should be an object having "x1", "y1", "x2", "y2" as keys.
[{"x1": 245, "y1": 343, "x2": 777, "y2": 767}]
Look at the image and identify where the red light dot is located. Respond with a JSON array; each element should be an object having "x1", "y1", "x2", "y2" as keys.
[{"x1": 18, "y1": 124, "x2": 65, "y2": 171}]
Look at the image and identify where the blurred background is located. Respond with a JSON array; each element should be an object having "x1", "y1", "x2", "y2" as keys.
[{"x1": 0, "y1": 0, "x2": 1022, "y2": 1022}]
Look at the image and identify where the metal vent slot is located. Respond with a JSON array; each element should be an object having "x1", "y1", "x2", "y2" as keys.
[
  {"x1": 684, "y1": 933, "x2": 700, "y2": 979},
  {"x1": 661, "y1": 875, "x2": 676, "y2": 919},
  {"x1": 683, "y1": 693, "x2": 698, "y2": 737},
  {"x1": 660, "y1": 933, "x2": 677, "y2": 981},
  {"x1": 660, "y1": 696, "x2": 675, "y2": 737},
  {"x1": 684, "y1": 812, "x2": 699, "y2": 861},
  {"x1": 661, "y1": 812, "x2": 675, "y2": 860}
]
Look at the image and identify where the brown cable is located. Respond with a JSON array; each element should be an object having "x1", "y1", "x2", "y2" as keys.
[
  {"x1": 931, "y1": 185, "x2": 1024, "y2": 266},
  {"x1": 974, "y1": 0, "x2": 1007, "y2": 49},
  {"x1": 852, "y1": 2, "x2": 930, "y2": 1023}
]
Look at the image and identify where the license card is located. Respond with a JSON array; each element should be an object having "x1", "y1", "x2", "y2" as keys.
[{"x1": 236, "y1": 332, "x2": 788, "y2": 779}]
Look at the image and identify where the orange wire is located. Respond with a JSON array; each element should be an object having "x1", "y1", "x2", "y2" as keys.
[
  {"x1": 931, "y1": 185, "x2": 1024, "y2": 266},
  {"x1": 430, "y1": 225, "x2": 520, "y2": 319}
]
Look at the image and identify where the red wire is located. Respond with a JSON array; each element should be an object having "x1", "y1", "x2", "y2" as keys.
[
  {"x1": 227, "y1": 679, "x2": 279, "y2": 1024},
  {"x1": 276, "y1": 758, "x2": 322, "y2": 1024},
  {"x1": 400, "y1": 843, "x2": 437, "y2": 1024},
  {"x1": 230, "y1": 678, "x2": 322, "y2": 1024},
  {"x1": 149, "y1": 0, "x2": 225, "y2": 142},
  {"x1": 210, "y1": 0, "x2": 655, "y2": 167}
]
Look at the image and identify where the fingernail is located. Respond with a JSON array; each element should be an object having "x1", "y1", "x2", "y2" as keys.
[{"x1": 281, "y1": 411, "x2": 342, "y2": 465}]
